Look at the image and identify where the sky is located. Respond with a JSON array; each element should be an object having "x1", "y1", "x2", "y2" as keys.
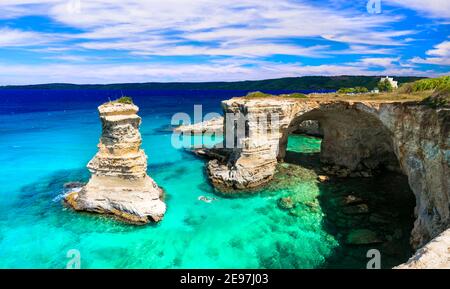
[{"x1": 0, "y1": 0, "x2": 448, "y2": 84}]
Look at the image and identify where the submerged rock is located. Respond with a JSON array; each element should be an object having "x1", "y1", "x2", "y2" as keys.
[
  {"x1": 278, "y1": 197, "x2": 295, "y2": 210},
  {"x1": 342, "y1": 194, "x2": 364, "y2": 206},
  {"x1": 64, "y1": 100, "x2": 166, "y2": 224},
  {"x1": 317, "y1": 175, "x2": 329, "y2": 182},
  {"x1": 343, "y1": 204, "x2": 369, "y2": 215},
  {"x1": 63, "y1": 182, "x2": 85, "y2": 189},
  {"x1": 198, "y1": 195, "x2": 217, "y2": 203},
  {"x1": 345, "y1": 229, "x2": 382, "y2": 245}
]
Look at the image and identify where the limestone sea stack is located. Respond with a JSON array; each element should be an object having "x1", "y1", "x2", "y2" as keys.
[{"x1": 65, "y1": 99, "x2": 166, "y2": 224}]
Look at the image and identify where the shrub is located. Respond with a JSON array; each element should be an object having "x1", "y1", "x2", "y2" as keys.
[
  {"x1": 378, "y1": 79, "x2": 393, "y2": 92},
  {"x1": 337, "y1": 87, "x2": 368, "y2": 94},
  {"x1": 354, "y1": 86, "x2": 369, "y2": 93},
  {"x1": 284, "y1": 92, "x2": 307, "y2": 98},
  {"x1": 115, "y1": 96, "x2": 134, "y2": 104},
  {"x1": 245, "y1": 91, "x2": 273, "y2": 98},
  {"x1": 291, "y1": 93, "x2": 307, "y2": 98},
  {"x1": 338, "y1": 88, "x2": 354, "y2": 94},
  {"x1": 400, "y1": 76, "x2": 450, "y2": 93},
  {"x1": 398, "y1": 82, "x2": 414, "y2": 93},
  {"x1": 421, "y1": 86, "x2": 450, "y2": 108}
]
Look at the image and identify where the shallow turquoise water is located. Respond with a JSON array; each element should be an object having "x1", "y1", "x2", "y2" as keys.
[{"x1": 0, "y1": 104, "x2": 340, "y2": 268}]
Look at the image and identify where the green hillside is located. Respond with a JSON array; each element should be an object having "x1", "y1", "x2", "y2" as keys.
[{"x1": 0, "y1": 76, "x2": 425, "y2": 91}]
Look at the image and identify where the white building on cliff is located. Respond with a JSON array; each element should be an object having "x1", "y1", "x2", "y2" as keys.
[{"x1": 380, "y1": 76, "x2": 398, "y2": 88}]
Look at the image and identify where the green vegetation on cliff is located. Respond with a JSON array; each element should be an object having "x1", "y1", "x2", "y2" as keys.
[
  {"x1": 378, "y1": 79, "x2": 394, "y2": 92},
  {"x1": 421, "y1": 86, "x2": 450, "y2": 108},
  {"x1": 282, "y1": 92, "x2": 307, "y2": 98},
  {"x1": 337, "y1": 87, "x2": 369, "y2": 94},
  {"x1": 244, "y1": 91, "x2": 308, "y2": 99},
  {"x1": 400, "y1": 76, "x2": 450, "y2": 93},
  {"x1": 245, "y1": 91, "x2": 273, "y2": 98}
]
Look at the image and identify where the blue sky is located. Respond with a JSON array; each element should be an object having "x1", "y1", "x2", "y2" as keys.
[{"x1": 0, "y1": 0, "x2": 448, "y2": 84}]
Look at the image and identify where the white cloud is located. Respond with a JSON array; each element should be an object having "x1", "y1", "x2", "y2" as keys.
[
  {"x1": 0, "y1": 0, "x2": 61, "y2": 19},
  {"x1": 42, "y1": 54, "x2": 96, "y2": 62},
  {"x1": 411, "y1": 41, "x2": 450, "y2": 65},
  {"x1": 333, "y1": 45, "x2": 396, "y2": 55},
  {"x1": 0, "y1": 0, "x2": 445, "y2": 83},
  {"x1": 0, "y1": 28, "x2": 51, "y2": 47},
  {"x1": 0, "y1": 0, "x2": 413, "y2": 57},
  {"x1": 322, "y1": 30, "x2": 414, "y2": 46},
  {"x1": 427, "y1": 41, "x2": 450, "y2": 57},
  {"x1": 386, "y1": 0, "x2": 450, "y2": 19},
  {"x1": 120, "y1": 43, "x2": 330, "y2": 58},
  {"x1": 359, "y1": 57, "x2": 399, "y2": 67},
  {"x1": 0, "y1": 60, "x2": 436, "y2": 85}
]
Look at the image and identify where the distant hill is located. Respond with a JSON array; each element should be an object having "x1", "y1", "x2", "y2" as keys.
[{"x1": 0, "y1": 76, "x2": 425, "y2": 91}]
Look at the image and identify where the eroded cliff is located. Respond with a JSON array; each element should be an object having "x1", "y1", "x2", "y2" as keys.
[{"x1": 205, "y1": 97, "x2": 449, "y2": 253}]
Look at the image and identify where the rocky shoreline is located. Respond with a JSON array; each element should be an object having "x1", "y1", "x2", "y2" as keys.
[{"x1": 177, "y1": 96, "x2": 449, "y2": 268}]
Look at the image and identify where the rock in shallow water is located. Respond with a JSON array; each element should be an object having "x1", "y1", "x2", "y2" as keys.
[
  {"x1": 63, "y1": 182, "x2": 85, "y2": 189},
  {"x1": 317, "y1": 175, "x2": 329, "y2": 182},
  {"x1": 278, "y1": 197, "x2": 295, "y2": 210},
  {"x1": 342, "y1": 194, "x2": 364, "y2": 206}
]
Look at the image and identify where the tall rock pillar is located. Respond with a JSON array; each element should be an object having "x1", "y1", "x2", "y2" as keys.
[{"x1": 65, "y1": 100, "x2": 166, "y2": 223}]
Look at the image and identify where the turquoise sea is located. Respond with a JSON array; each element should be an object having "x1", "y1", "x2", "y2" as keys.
[{"x1": 0, "y1": 90, "x2": 414, "y2": 268}]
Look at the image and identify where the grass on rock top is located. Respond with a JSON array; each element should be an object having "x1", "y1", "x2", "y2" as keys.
[
  {"x1": 244, "y1": 91, "x2": 307, "y2": 99},
  {"x1": 114, "y1": 96, "x2": 134, "y2": 104},
  {"x1": 241, "y1": 90, "x2": 432, "y2": 102}
]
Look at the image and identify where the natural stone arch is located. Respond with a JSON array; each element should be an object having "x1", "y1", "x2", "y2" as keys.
[
  {"x1": 277, "y1": 104, "x2": 400, "y2": 174},
  {"x1": 207, "y1": 97, "x2": 449, "y2": 249},
  {"x1": 277, "y1": 118, "x2": 321, "y2": 161}
]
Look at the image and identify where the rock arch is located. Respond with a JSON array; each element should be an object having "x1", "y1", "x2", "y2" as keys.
[
  {"x1": 278, "y1": 103, "x2": 399, "y2": 174},
  {"x1": 207, "y1": 97, "x2": 449, "y2": 249}
]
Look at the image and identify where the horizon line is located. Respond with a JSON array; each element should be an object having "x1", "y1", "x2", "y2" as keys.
[{"x1": 0, "y1": 75, "x2": 428, "y2": 87}]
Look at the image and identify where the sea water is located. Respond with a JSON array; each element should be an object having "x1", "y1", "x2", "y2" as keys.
[{"x1": 0, "y1": 90, "x2": 414, "y2": 268}]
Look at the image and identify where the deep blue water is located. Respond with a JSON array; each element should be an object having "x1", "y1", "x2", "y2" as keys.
[{"x1": 0, "y1": 89, "x2": 329, "y2": 114}]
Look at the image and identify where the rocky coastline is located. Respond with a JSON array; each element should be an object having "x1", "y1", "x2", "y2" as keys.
[{"x1": 178, "y1": 96, "x2": 449, "y2": 268}]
